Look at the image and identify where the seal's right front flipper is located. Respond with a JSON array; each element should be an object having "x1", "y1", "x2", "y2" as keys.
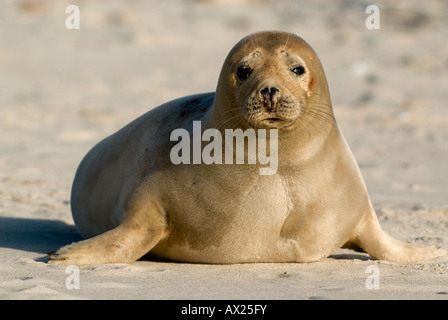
[
  {"x1": 352, "y1": 209, "x2": 446, "y2": 264},
  {"x1": 48, "y1": 219, "x2": 165, "y2": 266}
]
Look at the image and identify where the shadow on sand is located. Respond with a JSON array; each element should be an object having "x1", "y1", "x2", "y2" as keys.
[{"x1": 0, "y1": 217, "x2": 83, "y2": 258}]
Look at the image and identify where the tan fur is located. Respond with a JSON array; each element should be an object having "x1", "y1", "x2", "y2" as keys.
[{"x1": 49, "y1": 31, "x2": 445, "y2": 265}]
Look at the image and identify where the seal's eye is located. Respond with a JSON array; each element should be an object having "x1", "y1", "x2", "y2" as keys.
[
  {"x1": 236, "y1": 65, "x2": 253, "y2": 81},
  {"x1": 291, "y1": 66, "x2": 305, "y2": 76}
]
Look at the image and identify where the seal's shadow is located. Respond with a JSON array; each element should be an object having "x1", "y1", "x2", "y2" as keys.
[
  {"x1": 328, "y1": 253, "x2": 374, "y2": 261},
  {"x1": 0, "y1": 217, "x2": 82, "y2": 259}
]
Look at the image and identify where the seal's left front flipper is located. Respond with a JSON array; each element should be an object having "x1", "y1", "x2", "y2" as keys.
[{"x1": 48, "y1": 219, "x2": 165, "y2": 266}]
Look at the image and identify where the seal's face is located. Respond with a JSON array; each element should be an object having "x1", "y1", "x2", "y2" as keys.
[
  {"x1": 216, "y1": 31, "x2": 333, "y2": 132},
  {"x1": 233, "y1": 47, "x2": 311, "y2": 129}
]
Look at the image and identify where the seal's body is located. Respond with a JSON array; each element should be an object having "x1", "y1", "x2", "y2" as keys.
[{"x1": 49, "y1": 31, "x2": 445, "y2": 265}]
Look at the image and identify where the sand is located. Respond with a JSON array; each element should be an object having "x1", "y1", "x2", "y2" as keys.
[{"x1": 1, "y1": 0, "x2": 448, "y2": 300}]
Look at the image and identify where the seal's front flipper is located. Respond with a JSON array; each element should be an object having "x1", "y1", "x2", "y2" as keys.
[
  {"x1": 48, "y1": 219, "x2": 165, "y2": 266},
  {"x1": 352, "y1": 209, "x2": 446, "y2": 263}
]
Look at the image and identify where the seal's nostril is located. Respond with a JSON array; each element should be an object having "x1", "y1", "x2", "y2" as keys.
[
  {"x1": 260, "y1": 87, "x2": 270, "y2": 96},
  {"x1": 260, "y1": 87, "x2": 279, "y2": 97}
]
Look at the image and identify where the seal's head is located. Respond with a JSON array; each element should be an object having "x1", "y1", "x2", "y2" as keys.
[{"x1": 213, "y1": 31, "x2": 334, "y2": 132}]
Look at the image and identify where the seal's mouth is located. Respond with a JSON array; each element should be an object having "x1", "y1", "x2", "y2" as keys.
[
  {"x1": 248, "y1": 115, "x2": 295, "y2": 129},
  {"x1": 265, "y1": 117, "x2": 283, "y2": 122},
  {"x1": 262, "y1": 117, "x2": 284, "y2": 126}
]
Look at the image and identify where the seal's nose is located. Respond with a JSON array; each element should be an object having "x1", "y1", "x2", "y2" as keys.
[{"x1": 260, "y1": 86, "x2": 280, "y2": 112}]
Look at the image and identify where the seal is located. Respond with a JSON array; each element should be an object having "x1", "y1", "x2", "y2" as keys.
[{"x1": 49, "y1": 31, "x2": 445, "y2": 265}]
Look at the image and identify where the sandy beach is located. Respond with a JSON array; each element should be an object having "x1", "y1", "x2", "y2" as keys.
[{"x1": 1, "y1": 0, "x2": 448, "y2": 300}]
